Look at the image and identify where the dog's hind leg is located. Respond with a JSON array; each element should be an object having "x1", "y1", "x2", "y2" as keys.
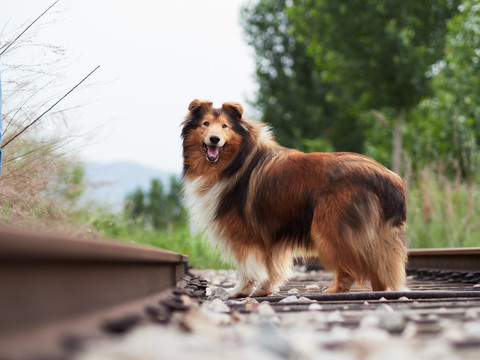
[
  {"x1": 368, "y1": 225, "x2": 408, "y2": 291},
  {"x1": 252, "y1": 247, "x2": 293, "y2": 297},
  {"x1": 311, "y1": 225, "x2": 358, "y2": 294},
  {"x1": 370, "y1": 275, "x2": 387, "y2": 292},
  {"x1": 323, "y1": 271, "x2": 355, "y2": 294}
]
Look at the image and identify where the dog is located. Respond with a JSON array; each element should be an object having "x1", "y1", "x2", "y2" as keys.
[{"x1": 181, "y1": 99, "x2": 408, "y2": 298}]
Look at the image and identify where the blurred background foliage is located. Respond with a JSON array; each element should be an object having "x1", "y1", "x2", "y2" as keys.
[
  {"x1": 1, "y1": 0, "x2": 480, "y2": 268},
  {"x1": 242, "y1": 0, "x2": 478, "y2": 177}
]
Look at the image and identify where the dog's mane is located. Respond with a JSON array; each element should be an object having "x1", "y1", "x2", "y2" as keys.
[{"x1": 221, "y1": 118, "x2": 279, "y2": 178}]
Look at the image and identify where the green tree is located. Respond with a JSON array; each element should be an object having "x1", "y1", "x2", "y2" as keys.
[
  {"x1": 288, "y1": 0, "x2": 460, "y2": 173},
  {"x1": 424, "y1": 0, "x2": 480, "y2": 178},
  {"x1": 124, "y1": 176, "x2": 187, "y2": 230},
  {"x1": 147, "y1": 178, "x2": 167, "y2": 230},
  {"x1": 241, "y1": 0, "x2": 364, "y2": 153},
  {"x1": 166, "y1": 175, "x2": 187, "y2": 227},
  {"x1": 125, "y1": 187, "x2": 146, "y2": 221}
]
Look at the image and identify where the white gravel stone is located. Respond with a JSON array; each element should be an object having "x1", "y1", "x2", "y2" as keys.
[
  {"x1": 279, "y1": 295, "x2": 299, "y2": 303},
  {"x1": 376, "y1": 303, "x2": 394, "y2": 313},
  {"x1": 257, "y1": 321, "x2": 292, "y2": 358},
  {"x1": 298, "y1": 296, "x2": 313, "y2": 303},
  {"x1": 182, "y1": 307, "x2": 228, "y2": 331},
  {"x1": 360, "y1": 314, "x2": 381, "y2": 328},
  {"x1": 465, "y1": 308, "x2": 480, "y2": 319},
  {"x1": 255, "y1": 302, "x2": 276, "y2": 317},
  {"x1": 402, "y1": 322, "x2": 419, "y2": 339},
  {"x1": 327, "y1": 310, "x2": 345, "y2": 323},
  {"x1": 378, "y1": 312, "x2": 407, "y2": 333},
  {"x1": 325, "y1": 325, "x2": 352, "y2": 344},
  {"x1": 201, "y1": 298, "x2": 230, "y2": 313},
  {"x1": 208, "y1": 286, "x2": 230, "y2": 301},
  {"x1": 308, "y1": 303, "x2": 323, "y2": 311},
  {"x1": 464, "y1": 320, "x2": 480, "y2": 339},
  {"x1": 351, "y1": 326, "x2": 390, "y2": 343},
  {"x1": 442, "y1": 324, "x2": 465, "y2": 342}
]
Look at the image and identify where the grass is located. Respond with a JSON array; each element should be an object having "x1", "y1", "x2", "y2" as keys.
[
  {"x1": 406, "y1": 168, "x2": 480, "y2": 248},
  {"x1": 89, "y1": 211, "x2": 232, "y2": 269}
]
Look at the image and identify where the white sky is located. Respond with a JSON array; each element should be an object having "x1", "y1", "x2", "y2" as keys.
[{"x1": 0, "y1": 0, "x2": 257, "y2": 173}]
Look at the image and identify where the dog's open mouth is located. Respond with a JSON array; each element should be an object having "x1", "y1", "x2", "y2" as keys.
[{"x1": 202, "y1": 143, "x2": 224, "y2": 162}]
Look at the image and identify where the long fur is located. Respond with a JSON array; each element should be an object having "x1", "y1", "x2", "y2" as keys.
[{"x1": 182, "y1": 99, "x2": 408, "y2": 297}]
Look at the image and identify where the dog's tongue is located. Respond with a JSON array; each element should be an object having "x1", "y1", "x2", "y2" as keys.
[{"x1": 207, "y1": 146, "x2": 220, "y2": 159}]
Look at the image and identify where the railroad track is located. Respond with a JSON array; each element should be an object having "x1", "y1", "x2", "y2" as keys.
[
  {"x1": 0, "y1": 227, "x2": 479, "y2": 359},
  {"x1": 0, "y1": 228, "x2": 188, "y2": 359}
]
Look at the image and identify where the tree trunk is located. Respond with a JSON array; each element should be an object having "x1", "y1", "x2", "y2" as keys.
[{"x1": 392, "y1": 108, "x2": 404, "y2": 175}]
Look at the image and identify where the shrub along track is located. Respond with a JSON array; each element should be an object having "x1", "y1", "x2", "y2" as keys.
[{"x1": 0, "y1": 227, "x2": 479, "y2": 359}]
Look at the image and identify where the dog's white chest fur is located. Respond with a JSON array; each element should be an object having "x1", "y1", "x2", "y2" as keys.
[
  {"x1": 183, "y1": 177, "x2": 269, "y2": 287},
  {"x1": 182, "y1": 178, "x2": 232, "y2": 256}
]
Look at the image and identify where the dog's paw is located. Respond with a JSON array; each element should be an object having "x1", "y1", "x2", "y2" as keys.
[
  {"x1": 228, "y1": 279, "x2": 256, "y2": 298},
  {"x1": 251, "y1": 289, "x2": 267, "y2": 297},
  {"x1": 228, "y1": 288, "x2": 250, "y2": 299},
  {"x1": 228, "y1": 285, "x2": 251, "y2": 298},
  {"x1": 251, "y1": 284, "x2": 279, "y2": 297}
]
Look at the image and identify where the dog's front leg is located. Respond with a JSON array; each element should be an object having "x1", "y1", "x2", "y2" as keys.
[
  {"x1": 228, "y1": 277, "x2": 255, "y2": 298},
  {"x1": 229, "y1": 250, "x2": 268, "y2": 298}
]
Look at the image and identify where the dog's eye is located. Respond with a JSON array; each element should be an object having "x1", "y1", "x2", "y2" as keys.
[
  {"x1": 222, "y1": 124, "x2": 228, "y2": 129},
  {"x1": 203, "y1": 121, "x2": 209, "y2": 126}
]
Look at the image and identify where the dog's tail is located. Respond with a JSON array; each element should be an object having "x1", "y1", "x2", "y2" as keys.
[{"x1": 371, "y1": 170, "x2": 406, "y2": 227}]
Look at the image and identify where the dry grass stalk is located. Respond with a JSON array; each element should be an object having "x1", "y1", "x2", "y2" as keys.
[{"x1": 0, "y1": 17, "x2": 97, "y2": 237}]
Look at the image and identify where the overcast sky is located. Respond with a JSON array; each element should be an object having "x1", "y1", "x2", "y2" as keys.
[{"x1": 1, "y1": 0, "x2": 257, "y2": 173}]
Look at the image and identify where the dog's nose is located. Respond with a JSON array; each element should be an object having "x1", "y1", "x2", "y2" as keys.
[{"x1": 210, "y1": 135, "x2": 220, "y2": 145}]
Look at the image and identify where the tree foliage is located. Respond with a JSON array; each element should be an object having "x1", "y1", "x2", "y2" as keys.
[
  {"x1": 289, "y1": 0, "x2": 459, "y2": 111},
  {"x1": 241, "y1": 0, "x2": 363, "y2": 153},
  {"x1": 419, "y1": 0, "x2": 480, "y2": 178},
  {"x1": 291, "y1": 0, "x2": 460, "y2": 173},
  {"x1": 242, "y1": 0, "x2": 467, "y2": 175},
  {"x1": 124, "y1": 176, "x2": 186, "y2": 230}
]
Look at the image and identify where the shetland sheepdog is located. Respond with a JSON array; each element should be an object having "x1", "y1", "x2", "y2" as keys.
[{"x1": 181, "y1": 99, "x2": 407, "y2": 298}]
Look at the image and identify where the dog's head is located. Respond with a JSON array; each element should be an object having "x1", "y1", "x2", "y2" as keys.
[{"x1": 182, "y1": 100, "x2": 249, "y2": 175}]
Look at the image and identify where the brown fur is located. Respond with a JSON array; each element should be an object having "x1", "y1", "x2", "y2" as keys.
[{"x1": 182, "y1": 99, "x2": 408, "y2": 297}]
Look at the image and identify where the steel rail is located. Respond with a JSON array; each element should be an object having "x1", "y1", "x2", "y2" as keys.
[
  {"x1": 253, "y1": 290, "x2": 480, "y2": 304},
  {"x1": 297, "y1": 247, "x2": 480, "y2": 272},
  {"x1": 0, "y1": 227, "x2": 188, "y2": 359},
  {"x1": 408, "y1": 247, "x2": 480, "y2": 272}
]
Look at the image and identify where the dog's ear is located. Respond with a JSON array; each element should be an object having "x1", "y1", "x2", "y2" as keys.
[
  {"x1": 188, "y1": 99, "x2": 213, "y2": 114},
  {"x1": 222, "y1": 102, "x2": 243, "y2": 121}
]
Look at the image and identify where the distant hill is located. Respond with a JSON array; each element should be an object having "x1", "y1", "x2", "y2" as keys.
[{"x1": 83, "y1": 162, "x2": 178, "y2": 210}]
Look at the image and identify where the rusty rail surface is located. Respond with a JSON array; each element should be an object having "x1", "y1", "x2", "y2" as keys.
[
  {"x1": 408, "y1": 247, "x2": 480, "y2": 272},
  {"x1": 298, "y1": 247, "x2": 480, "y2": 272},
  {"x1": 0, "y1": 227, "x2": 188, "y2": 359}
]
